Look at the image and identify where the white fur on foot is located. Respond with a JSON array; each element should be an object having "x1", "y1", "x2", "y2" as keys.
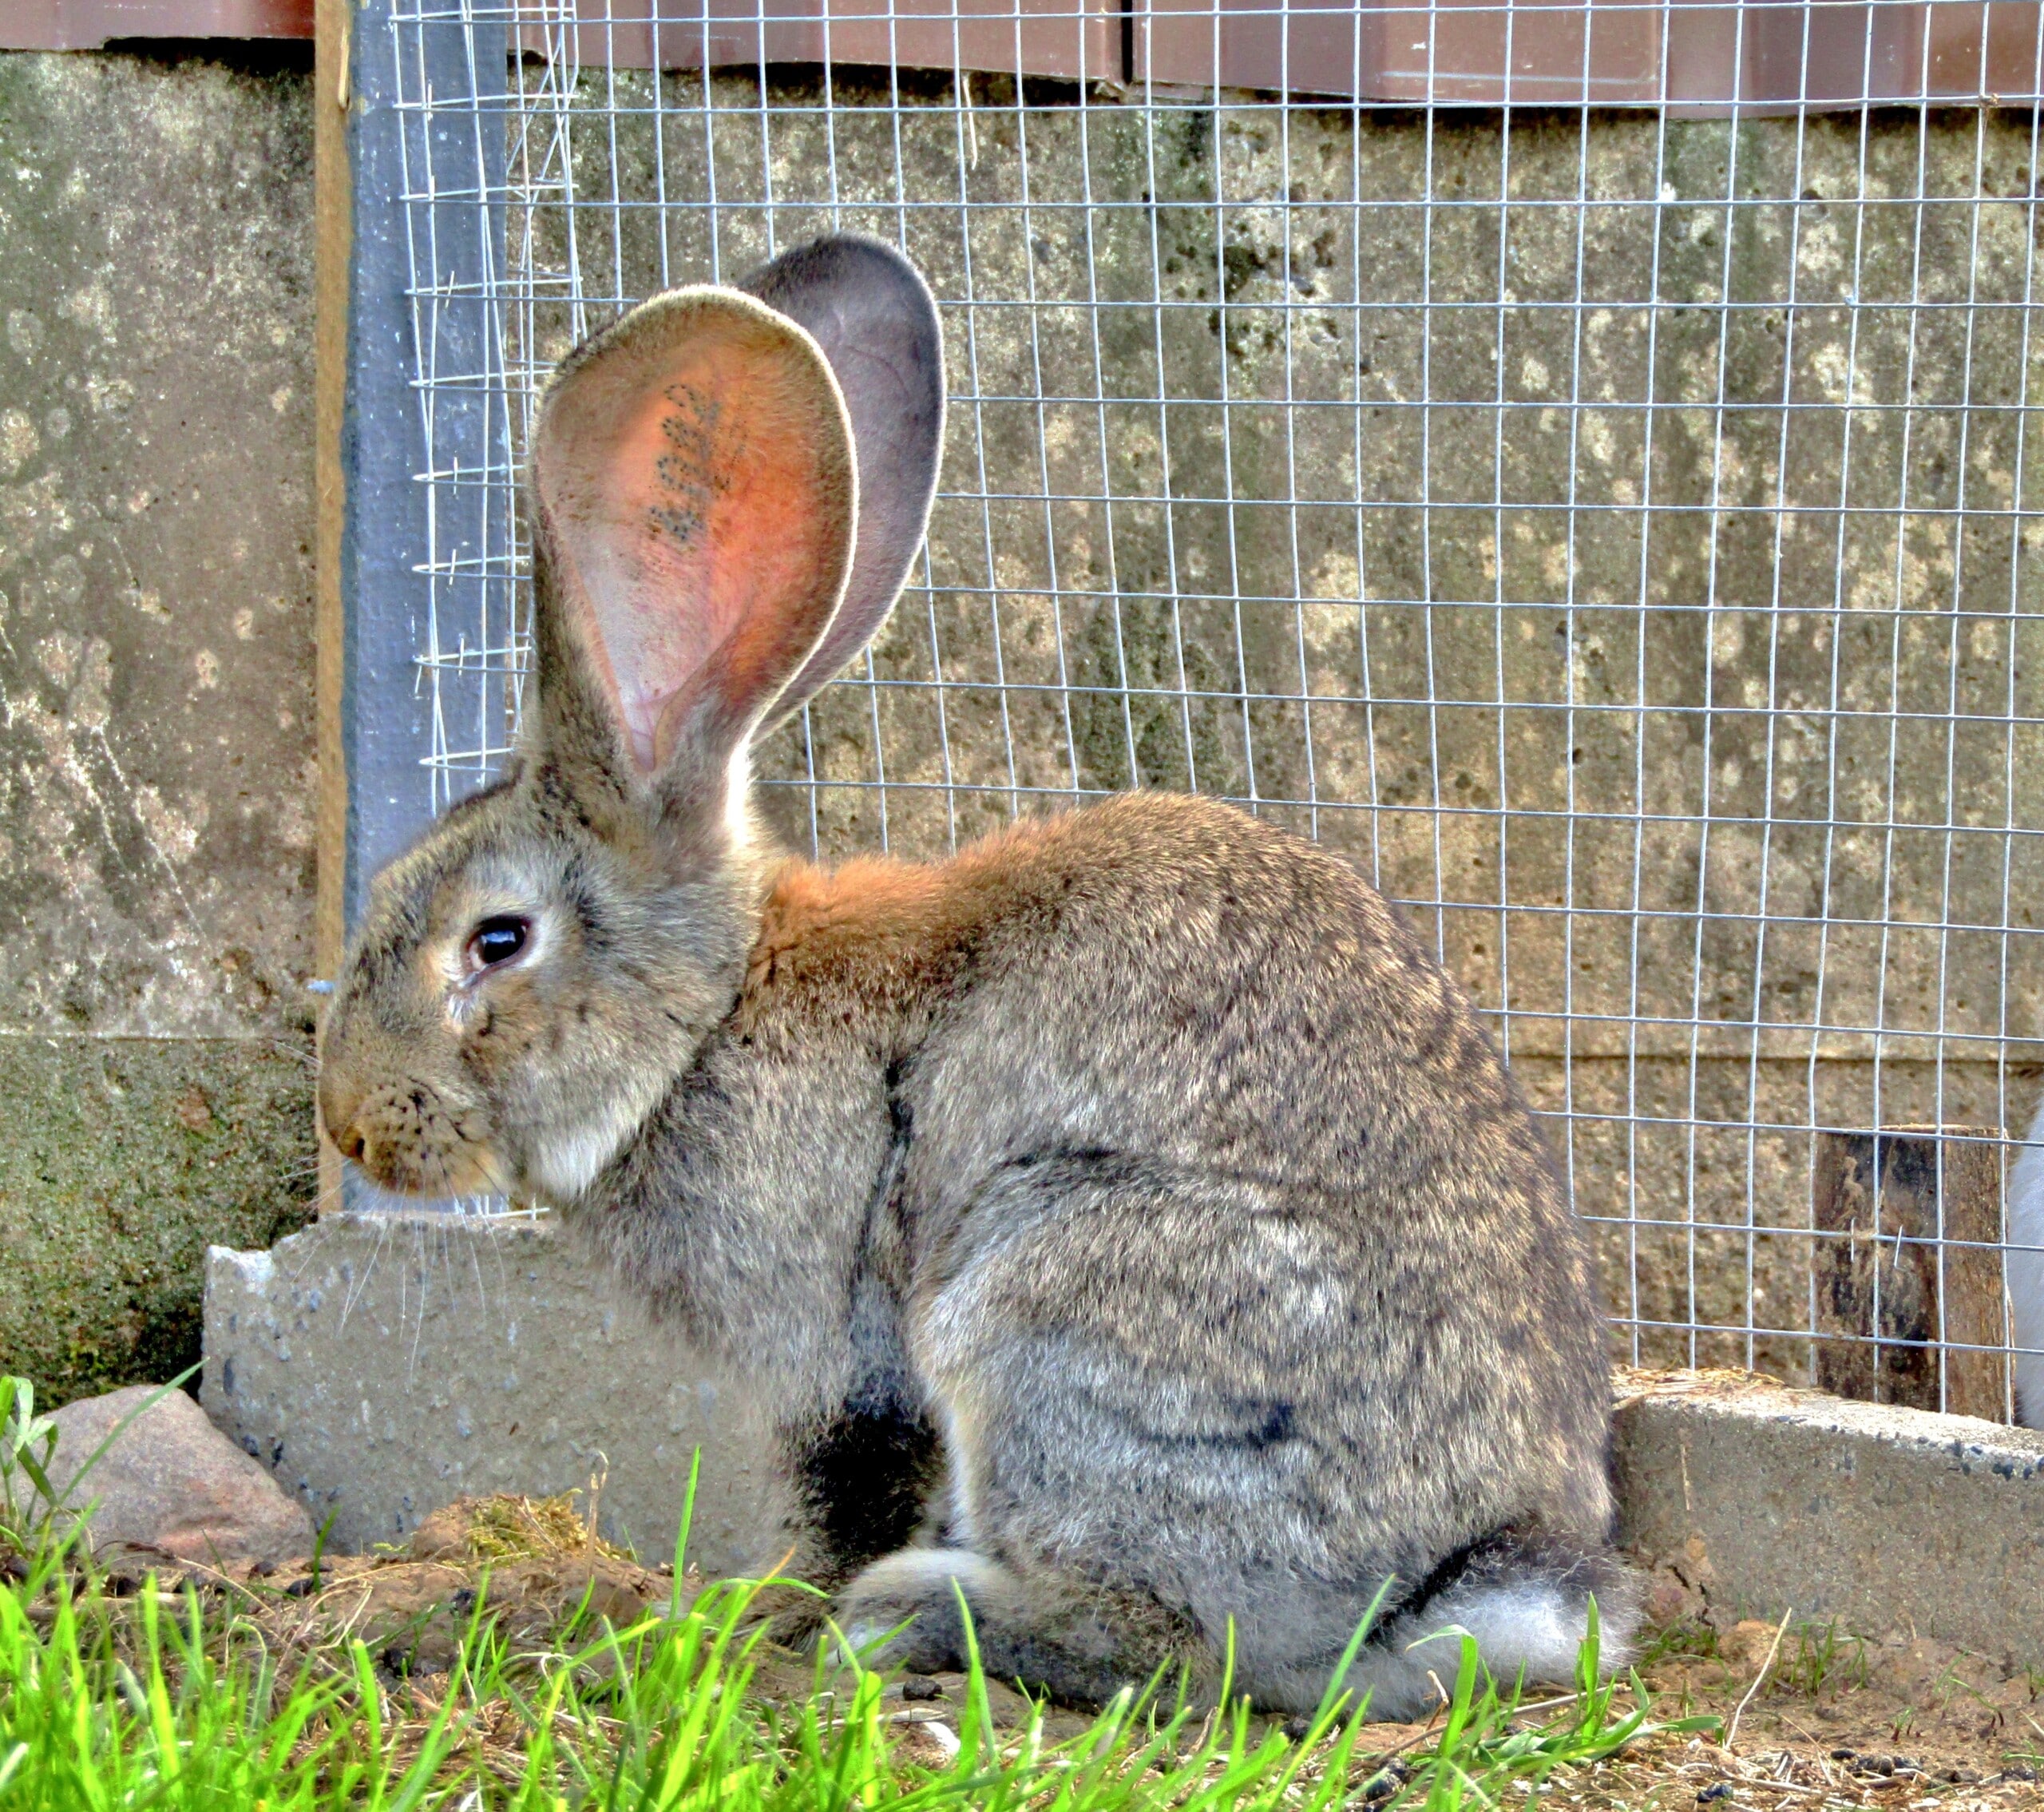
[
  {"x1": 1333, "y1": 1580, "x2": 1620, "y2": 1723},
  {"x1": 836, "y1": 1548, "x2": 1014, "y2": 1668}
]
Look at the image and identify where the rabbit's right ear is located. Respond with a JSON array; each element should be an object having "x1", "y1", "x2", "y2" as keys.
[{"x1": 527, "y1": 290, "x2": 857, "y2": 833}]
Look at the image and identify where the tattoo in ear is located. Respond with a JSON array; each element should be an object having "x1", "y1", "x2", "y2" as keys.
[{"x1": 648, "y1": 380, "x2": 728, "y2": 549}]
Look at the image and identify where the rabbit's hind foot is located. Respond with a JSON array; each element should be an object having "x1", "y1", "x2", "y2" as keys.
[{"x1": 834, "y1": 1546, "x2": 1202, "y2": 1708}]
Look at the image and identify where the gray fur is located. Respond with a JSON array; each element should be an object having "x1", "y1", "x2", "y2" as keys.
[{"x1": 319, "y1": 233, "x2": 1635, "y2": 1718}]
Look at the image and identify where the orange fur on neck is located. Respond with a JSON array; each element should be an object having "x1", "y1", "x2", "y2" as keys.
[{"x1": 742, "y1": 854, "x2": 947, "y2": 1031}]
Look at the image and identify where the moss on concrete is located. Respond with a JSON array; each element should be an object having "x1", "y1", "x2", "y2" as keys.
[{"x1": 0, "y1": 1036, "x2": 315, "y2": 1405}]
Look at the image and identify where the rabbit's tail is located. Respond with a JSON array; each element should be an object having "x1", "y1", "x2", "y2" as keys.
[{"x1": 1336, "y1": 1529, "x2": 1641, "y2": 1723}]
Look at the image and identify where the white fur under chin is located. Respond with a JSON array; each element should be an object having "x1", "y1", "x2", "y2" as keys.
[
  {"x1": 526, "y1": 1090, "x2": 658, "y2": 1203},
  {"x1": 1337, "y1": 1581, "x2": 1613, "y2": 1723},
  {"x1": 2010, "y1": 1098, "x2": 2044, "y2": 1428}
]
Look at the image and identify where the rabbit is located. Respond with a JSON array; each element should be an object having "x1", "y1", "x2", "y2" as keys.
[{"x1": 317, "y1": 232, "x2": 1637, "y2": 1718}]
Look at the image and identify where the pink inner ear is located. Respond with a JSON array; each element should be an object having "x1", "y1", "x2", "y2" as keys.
[{"x1": 536, "y1": 298, "x2": 856, "y2": 774}]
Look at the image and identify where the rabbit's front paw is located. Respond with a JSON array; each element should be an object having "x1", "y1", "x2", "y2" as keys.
[{"x1": 834, "y1": 1548, "x2": 997, "y2": 1674}]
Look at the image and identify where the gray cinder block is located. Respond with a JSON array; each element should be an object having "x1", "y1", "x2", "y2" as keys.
[
  {"x1": 201, "y1": 1213, "x2": 797, "y2": 1568},
  {"x1": 1615, "y1": 1367, "x2": 2044, "y2": 1661}
]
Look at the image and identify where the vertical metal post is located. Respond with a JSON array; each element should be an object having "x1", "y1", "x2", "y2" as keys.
[{"x1": 318, "y1": 0, "x2": 509, "y2": 1205}]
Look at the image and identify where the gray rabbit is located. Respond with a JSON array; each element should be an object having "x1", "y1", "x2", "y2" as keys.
[{"x1": 318, "y1": 234, "x2": 1634, "y2": 1716}]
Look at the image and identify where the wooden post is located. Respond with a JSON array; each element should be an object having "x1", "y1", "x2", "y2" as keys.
[
  {"x1": 1812, "y1": 1124, "x2": 2010, "y2": 1420},
  {"x1": 313, "y1": 0, "x2": 351, "y2": 1213}
]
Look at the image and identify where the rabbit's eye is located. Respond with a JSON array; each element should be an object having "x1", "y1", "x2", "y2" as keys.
[{"x1": 465, "y1": 916, "x2": 530, "y2": 973}]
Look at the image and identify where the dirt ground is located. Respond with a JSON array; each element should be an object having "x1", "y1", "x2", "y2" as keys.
[
  {"x1": 842, "y1": 1619, "x2": 2044, "y2": 1809},
  {"x1": 1464, "y1": 1616, "x2": 2044, "y2": 1808},
  {"x1": 100, "y1": 1495, "x2": 2044, "y2": 1808}
]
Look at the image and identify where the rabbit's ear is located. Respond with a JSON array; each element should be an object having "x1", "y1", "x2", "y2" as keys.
[
  {"x1": 529, "y1": 288, "x2": 856, "y2": 810},
  {"x1": 738, "y1": 236, "x2": 945, "y2": 733}
]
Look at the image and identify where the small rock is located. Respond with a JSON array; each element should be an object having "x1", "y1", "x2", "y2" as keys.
[
  {"x1": 1642, "y1": 1572, "x2": 1700, "y2": 1628},
  {"x1": 1695, "y1": 1786, "x2": 1736, "y2": 1805},
  {"x1": 901, "y1": 1675, "x2": 943, "y2": 1702},
  {"x1": 1868, "y1": 1637, "x2": 1961, "y2": 1696},
  {"x1": 44, "y1": 1384, "x2": 315, "y2": 1570},
  {"x1": 1361, "y1": 1759, "x2": 1412, "y2": 1802},
  {"x1": 893, "y1": 1720, "x2": 961, "y2": 1766}
]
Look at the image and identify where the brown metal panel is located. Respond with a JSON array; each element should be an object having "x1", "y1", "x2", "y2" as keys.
[
  {"x1": 8, "y1": 0, "x2": 2030, "y2": 106},
  {"x1": 1137, "y1": 0, "x2": 1662, "y2": 104},
  {"x1": 1134, "y1": 0, "x2": 1393, "y2": 99},
  {"x1": 1667, "y1": 0, "x2": 2044, "y2": 111},
  {"x1": 513, "y1": 0, "x2": 1117, "y2": 81},
  {"x1": 1660, "y1": 1, "x2": 1741, "y2": 106},
  {"x1": 825, "y1": 0, "x2": 1118, "y2": 78},
  {"x1": 1387, "y1": 0, "x2": 1662, "y2": 102},
  {"x1": 1135, "y1": 0, "x2": 2044, "y2": 108},
  {"x1": 0, "y1": 0, "x2": 312, "y2": 46},
  {"x1": 1136, "y1": 0, "x2": 1663, "y2": 102},
  {"x1": 1923, "y1": 0, "x2": 2044, "y2": 98},
  {"x1": 1735, "y1": 0, "x2": 1926, "y2": 105}
]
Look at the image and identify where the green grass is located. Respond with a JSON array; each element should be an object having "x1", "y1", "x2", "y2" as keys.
[
  {"x1": 1781, "y1": 1620, "x2": 1868, "y2": 1699},
  {"x1": 0, "y1": 1381, "x2": 1713, "y2": 1809}
]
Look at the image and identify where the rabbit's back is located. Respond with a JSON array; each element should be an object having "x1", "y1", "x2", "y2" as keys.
[{"x1": 748, "y1": 791, "x2": 1614, "y2": 1586}]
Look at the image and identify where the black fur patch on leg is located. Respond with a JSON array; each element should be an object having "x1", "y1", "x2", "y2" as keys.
[{"x1": 791, "y1": 1406, "x2": 944, "y2": 1582}]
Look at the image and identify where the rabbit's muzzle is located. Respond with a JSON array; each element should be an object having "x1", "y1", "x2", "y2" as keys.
[{"x1": 323, "y1": 1076, "x2": 501, "y2": 1199}]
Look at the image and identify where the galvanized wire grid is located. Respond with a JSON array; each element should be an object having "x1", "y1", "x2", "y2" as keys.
[{"x1": 386, "y1": 0, "x2": 2044, "y2": 1419}]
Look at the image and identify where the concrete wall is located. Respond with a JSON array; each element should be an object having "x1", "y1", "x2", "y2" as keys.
[{"x1": 0, "y1": 46, "x2": 319, "y2": 1401}]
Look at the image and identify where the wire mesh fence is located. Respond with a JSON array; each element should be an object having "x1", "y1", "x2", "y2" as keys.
[{"x1": 380, "y1": 0, "x2": 2044, "y2": 1418}]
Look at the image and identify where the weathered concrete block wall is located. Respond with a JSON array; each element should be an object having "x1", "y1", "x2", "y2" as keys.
[{"x1": 0, "y1": 47, "x2": 319, "y2": 1401}]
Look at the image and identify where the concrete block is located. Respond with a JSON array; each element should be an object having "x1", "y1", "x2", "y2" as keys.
[
  {"x1": 205, "y1": 1221, "x2": 2044, "y2": 1658},
  {"x1": 1615, "y1": 1367, "x2": 2044, "y2": 1662},
  {"x1": 201, "y1": 1213, "x2": 797, "y2": 1571}
]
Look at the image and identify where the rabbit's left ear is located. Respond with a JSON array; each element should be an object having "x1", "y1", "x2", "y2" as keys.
[
  {"x1": 529, "y1": 288, "x2": 856, "y2": 795},
  {"x1": 739, "y1": 236, "x2": 945, "y2": 732}
]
